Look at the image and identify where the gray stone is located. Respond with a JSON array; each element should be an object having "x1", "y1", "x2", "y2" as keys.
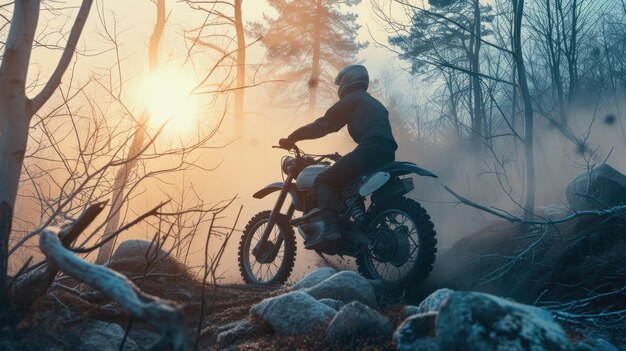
[
  {"x1": 305, "y1": 271, "x2": 377, "y2": 308},
  {"x1": 591, "y1": 339, "x2": 619, "y2": 351},
  {"x1": 319, "y1": 298, "x2": 345, "y2": 311},
  {"x1": 416, "y1": 288, "x2": 453, "y2": 314},
  {"x1": 437, "y1": 292, "x2": 571, "y2": 351},
  {"x1": 292, "y1": 267, "x2": 337, "y2": 290},
  {"x1": 250, "y1": 291, "x2": 336, "y2": 336},
  {"x1": 110, "y1": 239, "x2": 168, "y2": 262},
  {"x1": 393, "y1": 311, "x2": 438, "y2": 350},
  {"x1": 572, "y1": 338, "x2": 620, "y2": 351},
  {"x1": 77, "y1": 320, "x2": 139, "y2": 351},
  {"x1": 572, "y1": 342, "x2": 596, "y2": 351},
  {"x1": 107, "y1": 239, "x2": 184, "y2": 276},
  {"x1": 403, "y1": 305, "x2": 419, "y2": 317},
  {"x1": 566, "y1": 164, "x2": 626, "y2": 211},
  {"x1": 127, "y1": 328, "x2": 160, "y2": 348},
  {"x1": 324, "y1": 301, "x2": 394, "y2": 346}
]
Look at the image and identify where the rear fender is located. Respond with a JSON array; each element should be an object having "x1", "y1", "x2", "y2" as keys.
[
  {"x1": 253, "y1": 182, "x2": 303, "y2": 211},
  {"x1": 372, "y1": 177, "x2": 415, "y2": 204},
  {"x1": 389, "y1": 162, "x2": 438, "y2": 178}
]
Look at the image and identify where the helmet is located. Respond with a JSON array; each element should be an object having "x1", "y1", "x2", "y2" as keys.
[{"x1": 335, "y1": 65, "x2": 369, "y2": 98}]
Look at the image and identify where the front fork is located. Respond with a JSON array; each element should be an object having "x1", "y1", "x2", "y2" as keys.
[{"x1": 252, "y1": 174, "x2": 296, "y2": 262}]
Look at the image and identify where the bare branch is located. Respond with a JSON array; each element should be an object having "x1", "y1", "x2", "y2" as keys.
[
  {"x1": 40, "y1": 227, "x2": 188, "y2": 350},
  {"x1": 31, "y1": 0, "x2": 94, "y2": 112}
]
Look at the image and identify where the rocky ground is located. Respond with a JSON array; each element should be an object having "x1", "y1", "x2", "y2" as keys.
[
  {"x1": 1, "y1": 166, "x2": 625, "y2": 350},
  {"x1": 3, "y1": 238, "x2": 623, "y2": 350}
]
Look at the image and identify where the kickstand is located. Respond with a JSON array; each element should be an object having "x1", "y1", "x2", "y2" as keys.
[{"x1": 315, "y1": 250, "x2": 340, "y2": 271}]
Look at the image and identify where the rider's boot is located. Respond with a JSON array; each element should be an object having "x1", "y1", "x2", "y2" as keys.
[{"x1": 304, "y1": 215, "x2": 342, "y2": 250}]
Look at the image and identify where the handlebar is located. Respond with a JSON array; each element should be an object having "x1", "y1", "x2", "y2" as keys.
[{"x1": 272, "y1": 144, "x2": 341, "y2": 163}]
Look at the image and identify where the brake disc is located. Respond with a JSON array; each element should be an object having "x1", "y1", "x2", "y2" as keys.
[
  {"x1": 370, "y1": 228, "x2": 396, "y2": 262},
  {"x1": 255, "y1": 241, "x2": 278, "y2": 264},
  {"x1": 389, "y1": 226, "x2": 411, "y2": 267}
]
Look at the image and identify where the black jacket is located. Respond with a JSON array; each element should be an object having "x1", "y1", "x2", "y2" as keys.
[{"x1": 288, "y1": 88, "x2": 398, "y2": 150}]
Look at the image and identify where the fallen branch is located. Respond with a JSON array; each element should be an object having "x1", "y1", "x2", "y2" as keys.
[
  {"x1": 72, "y1": 201, "x2": 170, "y2": 254},
  {"x1": 40, "y1": 226, "x2": 189, "y2": 351},
  {"x1": 442, "y1": 184, "x2": 626, "y2": 225},
  {"x1": 9, "y1": 202, "x2": 108, "y2": 316}
]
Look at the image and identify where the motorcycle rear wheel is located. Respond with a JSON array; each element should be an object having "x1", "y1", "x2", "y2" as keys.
[
  {"x1": 356, "y1": 197, "x2": 437, "y2": 287},
  {"x1": 238, "y1": 210, "x2": 297, "y2": 285}
]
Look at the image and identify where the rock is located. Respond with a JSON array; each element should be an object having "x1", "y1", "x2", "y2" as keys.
[
  {"x1": 437, "y1": 292, "x2": 570, "y2": 351},
  {"x1": 250, "y1": 291, "x2": 336, "y2": 336},
  {"x1": 292, "y1": 267, "x2": 337, "y2": 290},
  {"x1": 394, "y1": 312, "x2": 439, "y2": 351},
  {"x1": 107, "y1": 239, "x2": 183, "y2": 276},
  {"x1": 217, "y1": 319, "x2": 267, "y2": 349},
  {"x1": 324, "y1": 301, "x2": 393, "y2": 346},
  {"x1": 416, "y1": 288, "x2": 453, "y2": 314},
  {"x1": 566, "y1": 164, "x2": 626, "y2": 211},
  {"x1": 127, "y1": 328, "x2": 161, "y2": 348},
  {"x1": 319, "y1": 298, "x2": 345, "y2": 311},
  {"x1": 110, "y1": 239, "x2": 168, "y2": 261},
  {"x1": 590, "y1": 339, "x2": 619, "y2": 351},
  {"x1": 403, "y1": 305, "x2": 419, "y2": 318},
  {"x1": 305, "y1": 271, "x2": 377, "y2": 308},
  {"x1": 77, "y1": 320, "x2": 139, "y2": 351},
  {"x1": 572, "y1": 338, "x2": 620, "y2": 351},
  {"x1": 572, "y1": 342, "x2": 596, "y2": 351}
]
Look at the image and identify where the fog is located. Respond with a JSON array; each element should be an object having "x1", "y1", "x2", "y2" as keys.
[{"x1": 6, "y1": 0, "x2": 626, "y2": 287}]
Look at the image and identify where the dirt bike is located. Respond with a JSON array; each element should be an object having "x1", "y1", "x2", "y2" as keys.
[{"x1": 237, "y1": 143, "x2": 438, "y2": 287}]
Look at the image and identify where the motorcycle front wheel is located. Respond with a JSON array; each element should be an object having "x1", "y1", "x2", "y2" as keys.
[
  {"x1": 238, "y1": 210, "x2": 297, "y2": 285},
  {"x1": 356, "y1": 197, "x2": 437, "y2": 287}
]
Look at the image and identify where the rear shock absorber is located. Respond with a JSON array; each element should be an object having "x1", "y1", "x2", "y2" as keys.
[{"x1": 348, "y1": 198, "x2": 366, "y2": 224}]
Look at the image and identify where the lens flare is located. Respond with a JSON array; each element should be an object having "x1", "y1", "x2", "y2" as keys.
[{"x1": 142, "y1": 68, "x2": 198, "y2": 133}]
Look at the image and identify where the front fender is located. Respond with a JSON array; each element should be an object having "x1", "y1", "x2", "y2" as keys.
[
  {"x1": 253, "y1": 181, "x2": 303, "y2": 211},
  {"x1": 253, "y1": 182, "x2": 285, "y2": 199},
  {"x1": 388, "y1": 162, "x2": 438, "y2": 178}
]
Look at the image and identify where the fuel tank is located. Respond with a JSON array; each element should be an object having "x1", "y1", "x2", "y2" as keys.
[{"x1": 296, "y1": 165, "x2": 329, "y2": 190}]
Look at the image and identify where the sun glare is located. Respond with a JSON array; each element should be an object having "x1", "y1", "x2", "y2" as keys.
[{"x1": 142, "y1": 68, "x2": 198, "y2": 133}]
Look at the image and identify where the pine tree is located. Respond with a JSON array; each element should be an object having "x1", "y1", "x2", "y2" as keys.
[
  {"x1": 250, "y1": 0, "x2": 366, "y2": 116},
  {"x1": 389, "y1": 0, "x2": 494, "y2": 152}
]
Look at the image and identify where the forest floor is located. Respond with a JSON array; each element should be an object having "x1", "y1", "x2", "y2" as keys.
[
  {"x1": 7, "y1": 275, "x2": 405, "y2": 350},
  {"x1": 2, "y1": 211, "x2": 624, "y2": 350}
]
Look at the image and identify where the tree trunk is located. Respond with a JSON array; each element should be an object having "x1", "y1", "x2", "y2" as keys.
[
  {"x1": 513, "y1": 0, "x2": 536, "y2": 218},
  {"x1": 308, "y1": 0, "x2": 323, "y2": 117},
  {"x1": 0, "y1": 0, "x2": 93, "y2": 318},
  {"x1": 470, "y1": 0, "x2": 485, "y2": 154},
  {"x1": 0, "y1": 0, "x2": 40, "y2": 317},
  {"x1": 545, "y1": 0, "x2": 566, "y2": 122},
  {"x1": 94, "y1": 112, "x2": 148, "y2": 264},
  {"x1": 95, "y1": 0, "x2": 165, "y2": 264},
  {"x1": 234, "y1": 0, "x2": 246, "y2": 137},
  {"x1": 566, "y1": 0, "x2": 579, "y2": 110}
]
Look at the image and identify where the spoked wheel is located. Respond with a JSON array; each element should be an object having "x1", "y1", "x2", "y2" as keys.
[
  {"x1": 238, "y1": 210, "x2": 296, "y2": 285},
  {"x1": 357, "y1": 197, "x2": 437, "y2": 287}
]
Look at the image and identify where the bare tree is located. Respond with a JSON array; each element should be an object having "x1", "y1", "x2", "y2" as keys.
[
  {"x1": 185, "y1": 0, "x2": 247, "y2": 137},
  {"x1": 95, "y1": 0, "x2": 166, "y2": 264},
  {"x1": 511, "y1": 0, "x2": 536, "y2": 218},
  {"x1": 0, "y1": 0, "x2": 94, "y2": 318}
]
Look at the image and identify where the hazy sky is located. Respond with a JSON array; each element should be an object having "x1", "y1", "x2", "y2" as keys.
[{"x1": 37, "y1": 0, "x2": 405, "y2": 84}]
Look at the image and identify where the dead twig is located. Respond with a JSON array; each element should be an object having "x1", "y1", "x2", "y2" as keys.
[{"x1": 40, "y1": 226, "x2": 189, "y2": 351}]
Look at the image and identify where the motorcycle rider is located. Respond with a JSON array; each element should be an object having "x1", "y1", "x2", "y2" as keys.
[{"x1": 279, "y1": 65, "x2": 398, "y2": 250}]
